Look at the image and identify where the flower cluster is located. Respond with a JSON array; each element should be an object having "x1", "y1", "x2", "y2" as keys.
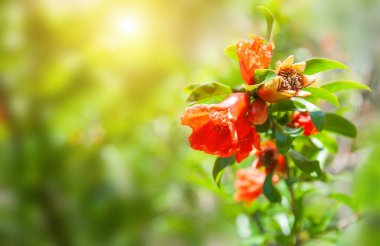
[
  {"x1": 181, "y1": 34, "x2": 318, "y2": 201},
  {"x1": 181, "y1": 9, "x2": 359, "y2": 206}
]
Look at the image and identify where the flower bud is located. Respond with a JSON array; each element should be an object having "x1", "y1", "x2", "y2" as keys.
[{"x1": 248, "y1": 98, "x2": 268, "y2": 125}]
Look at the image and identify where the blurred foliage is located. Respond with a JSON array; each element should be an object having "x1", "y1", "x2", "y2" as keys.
[{"x1": 0, "y1": 0, "x2": 379, "y2": 245}]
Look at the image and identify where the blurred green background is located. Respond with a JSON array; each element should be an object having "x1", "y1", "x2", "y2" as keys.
[{"x1": 0, "y1": 0, "x2": 379, "y2": 245}]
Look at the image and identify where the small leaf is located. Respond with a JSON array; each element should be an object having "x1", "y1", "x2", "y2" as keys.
[
  {"x1": 321, "y1": 80, "x2": 371, "y2": 93},
  {"x1": 303, "y1": 87, "x2": 339, "y2": 107},
  {"x1": 212, "y1": 156, "x2": 236, "y2": 187},
  {"x1": 256, "y1": 6, "x2": 275, "y2": 41},
  {"x1": 291, "y1": 98, "x2": 325, "y2": 131},
  {"x1": 242, "y1": 83, "x2": 262, "y2": 92},
  {"x1": 254, "y1": 69, "x2": 277, "y2": 83},
  {"x1": 275, "y1": 125, "x2": 295, "y2": 154},
  {"x1": 303, "y1": 58, "x2": 349, "y2": 75},
  {"x1": 289, "y1": 150, "x2": 323, "y2": 177},
  {"x1": 324, "y1": 113, "x2": 357, "y2": 138},
  {"x1": 263, "y1": 172, "x2": 281, "y2": 203},
  {"x1": 224, "y1": 44, "x2": 238, "y2": 62},
  {"x1": 187, "y1": 82, "x2": 233, "y2": 105}
]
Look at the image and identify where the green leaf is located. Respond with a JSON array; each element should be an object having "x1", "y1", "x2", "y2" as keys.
[
  {"x1": 329, "y1": 193, "x2": 356, "y2": 210},
  {"x1": 321, "y1": 80, "x2": 371, "y2": 93},
  {"x1": 187, "y1": 82, "x2": 233, "y2": 105},
  {"x1": 263, "y1": 172, "x2": 281, "y2": 203},
  {"x1": 303, "y1": 87, "x2": 339, "y2": 107},
  {"x1": 224, "y1": 44, "x2": 238, "y2": 62},
  {"x1": 324, "y1": 113, "x2": 357, "y2": 138},
  {"x1": 282, "y1": 126, "x2": 304, "y2": 137},
  {"x1": 275, "y1": 125, "x2": 296, "y2": 154},
  {"x1": 212, "y1": 156, "x2": 236, "y2": 187},
  {"x1": 255, "y1": 117, "x2": 270, "y2": 133},
  {"x1": 256, "y1": 6, "x2": 275, "y2": 41},
  {"x1": 311, "y1": 132, "x2": 338, "y2": 154},
  {"x1": 254, "y1": 69, "x2": 276, "y2": 83},
  {"x1": 270, "y1": 100, "x2": 300, "y2": 113},
  {"x1": 291, "y1": 98, "x2": 325, "y2": 131},
  {"x1": 303, "y1": 58, "x2": 349, "y2": 75},
  {"x1": 184, "y1": 84, "x2": 199, "y2": 93},
  {"x1": 289, "y1": 150, "x2": 324, "y2": 177}
]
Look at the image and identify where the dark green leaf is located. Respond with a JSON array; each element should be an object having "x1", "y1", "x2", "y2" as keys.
[
  {"x1": 303, "y1": 87, "x2": 339, "y2": 107},
  {"x1": 289, "y1": 150, "x2": 323, "y2": 177},
  {"x1": 254, "y1": 69, "x2": 276, "y2": 83},
  {"x1": 263, "y1": 172, "x2": 281, "y2": 203},
  {"x1": 291, "y1": 98, "x2": 325, "y2": 131},
  {"x1": 255, "y1": 117, "x2": 270, "y2": 133},
  {"x1": 282, "y1": 126, "x2": 304, "y2": 137},
  {"x1": 324, "y1": 113, "x2": 357, "y2": 138},
  {"x1": 212, "y1": 156, "x2": 236, "y2": 187},
  {"x1": 224, "y1": 44, "x2": 238, "y2": 62},
  {"x1": 321, "y1": 80, "x2": 371, "y2": 93},
  {"x1": 270, "y1": 100, "x2": 300, "y2": 113},
  {"x1": 275, "y1": 125, "x2": 295, "y2": 154},
  {"x1": 303, "y1": 58, "x2": 349, "y2": 75},
  {"x1": 256, "y1": 6, "x2": 275, "y2": 41},
  {"x1": 187, "y1": 82, "x2": 233, "y2": 105}
]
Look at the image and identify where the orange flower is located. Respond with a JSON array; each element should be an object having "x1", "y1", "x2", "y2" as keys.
[
  {"x1": 234, "y1": 166, "x2": 278, "y2": 204},
  {"x1": 248, "y1": 98, "x2": 268, "y2": 125},
  {"x1": 258, "y1": 55, "x2": 316, "y2": 103},
  {"x1": 289, "y1": 111, "x2": 318, "y2": 136},
  {"x1": 254, "y1": 141, "x2": 286, "y2": 174},
  {"x1": 181, "y1": 93, "x2": 261, "y2": 163},
  {"x1": 237, "y1": 37, "x2": 273, "y2": 85}
]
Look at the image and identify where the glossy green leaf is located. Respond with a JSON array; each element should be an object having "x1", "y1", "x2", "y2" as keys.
[
  {"x1": 291, "y1": 98, "x2": 325, "y2": 131},
  {"x1": 263, "y1": 172, "x2": 281, "y2": 203},
  {"x1": 275, "y1": 125, "x2": 295, "y2": 154},
  {"x1": 257, "y1": 6, "x2": 275, "y2": 41},
  {"x1": 187, "y1": 82, "x2": 233, "y2": 105},
  {"x1": 289, "y1": 150, "x2": 323, "y2": 176},
  {"x1": 282, "y1": 126, "x2": 304, "y2": 137},
  {"x1": 303, "y1": 87, "x2": 339, "y2": 107},
  {"x1": 321, "y1": 80, "x2": 371, "y2": 93},
  {"x1": 303, "y1": 58, "x2": 349, "y2": 75},
  {"x1": 212, "y1": 156, "x2": 236, "y2": 187},
  {"x1": 324, "y1": 113, "x2": 357, "y2": 138},
  {"x1": 254, "y1": 69, "x2": 276, "y2": 83},
  {"x1": 224, "y1": 44, "x2": 238, "y2": 62}
]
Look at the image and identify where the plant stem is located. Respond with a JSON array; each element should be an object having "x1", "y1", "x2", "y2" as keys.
[{"x1": 286, "y1": 163, "x2": 301, "y2": 245}]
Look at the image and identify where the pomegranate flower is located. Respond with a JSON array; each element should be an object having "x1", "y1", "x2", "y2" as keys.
[
  {"x1": 254, "y1": 140, "x2": 286, "y2": 174},
  {"x1": 258, "y1": 55, "x2": 316, "y2": 103},
  {"x1": 289, "y1": 111, "x2": 318, "y2": 136},
  {"x1": 234, "y1": 166, "x2": 279, "y2": 204},
  {"x1": 181, "y1": 93, "x2": 261, "y2": 163},
  {"x1": 237, "y1": 37, "x2": 273, "y2": 85}
]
